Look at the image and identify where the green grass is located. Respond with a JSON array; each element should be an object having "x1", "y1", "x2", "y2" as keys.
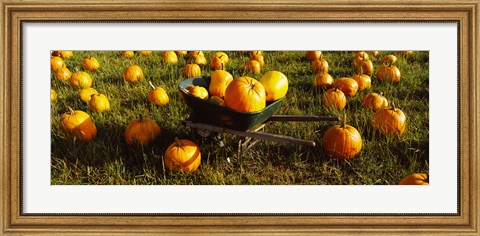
[{"x1": 51, "y1": 50, "x2": 429, "y2": 185}]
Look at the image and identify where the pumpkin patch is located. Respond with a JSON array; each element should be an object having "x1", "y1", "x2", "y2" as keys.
[{"x1": 51, "y1": 50, "x2": 429, "y2": 185}]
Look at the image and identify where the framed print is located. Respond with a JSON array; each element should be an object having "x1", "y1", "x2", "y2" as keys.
[{"x1": 1, "y1": 0, "x2": 479, "y2": 235}]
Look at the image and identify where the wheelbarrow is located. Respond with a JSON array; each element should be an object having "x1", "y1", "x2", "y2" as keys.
[{"x1": 178, "y1": 76, "x2": 340, "y2": 154}]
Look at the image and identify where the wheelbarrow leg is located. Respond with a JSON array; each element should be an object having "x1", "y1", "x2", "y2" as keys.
[{"x1": 237, "y1": 124, "x2": 265, "y2": 160}]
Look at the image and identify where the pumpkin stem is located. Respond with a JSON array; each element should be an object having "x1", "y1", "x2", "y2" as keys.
[
  {"x1": 342, "y1": 113, "x2": 347, "y2": 128},
  {"x1": 221, "y1": 62, "x2": 225, "y2": 71},
  {"x1": 391, "y1": 100, "x2": 396, "y2": 110},
  {"x1": 359, "y1": 64, "x2": 364, "y2": 75},
  {"x1": 67, "y1": 106, "x2": 75, "y2": 115},
  {"x1": 174, "y1": 137, "x2": 183, "y2": 147},
  {"x1": 148, "y1": 80, "x2": 156, "y2": 90},
  {"x1": 379, "y1": 92, "x2": 384, "y2": 96}
]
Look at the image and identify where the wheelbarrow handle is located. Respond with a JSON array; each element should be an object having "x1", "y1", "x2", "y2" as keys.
[
  {"x1": 266, "y1": 115, "x2": 340, "y2": 122},
  {"x1": 183, "y1": 120, "x2": 316, "y2": 147}
]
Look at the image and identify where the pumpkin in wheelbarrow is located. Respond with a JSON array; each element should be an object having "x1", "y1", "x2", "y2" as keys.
[{"x1": 224, "y1": 76, "x2": 266, "y2": 112}]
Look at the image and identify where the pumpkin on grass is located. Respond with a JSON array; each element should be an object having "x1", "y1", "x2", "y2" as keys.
[
  {"x1": 372, "y1": 101, "x2": 406, "y2": 135},
  {"x1": 162, "y1": 51, "x2": 178, "y2": 64},
  {"x1": 54, "y1": 67, "x2": 72, "y2": 82},
  {"x1": 362, "y1": 92, "x2": 388, "y2": 111},
  {"x1": 148, "y1": 81, "x2": 169, "y2": 106},
  {"x1": 51, "y1": 56, "x2": 65, "y2": 72},
  {"x1": 224, "y1": 76, "x2": 266, "y2": 112},
  {"x1": 399, "y1": 173, "x2": 429, "y2": 185},
  {"x1": 352, "y1": 72, "x2": 371, "y2": 90},
  {"x1": 60, "y1": 107, "x2": 97, "y2": 142},
  {"x1": 164, "y1": 138, "x2": 201, "y2": 173},
  {"x1": 123, "y1": 65, "x2": 144, "y2": 83},
  {"x1": 69, "y1": 71, "x2": 93, "y2": 89},
  {"x1": 322, "y1": 114, "x2": 362, "y2": 159},
  {"x1": 89, "y1": 93, "x2": 110, "y2": 113},
  {"x1": 182, "y1": 63, "x2": 201, "y2": 78},
  {"x1": 125, "y1": 118, "x2": 161, "y2": 146},
  {"x1": 82, "y1": 56, "x2": 100, "y2": 71},
  {"x1": 321, "y1": 88, "x2": 346, "y2": 110},
  {"x1": 311, "y1": 58, "x2": 329, "y2": 74},
  {"x1": 377, "y1": 59, "x2": 401, "y2": 83},
  {"x1": 122, "y1": 51, "x2": 135, "y2": 58},
  {"x1": 306, "y1": 51, "x2": 322, "y2": 61},
  {"x1": 50, "y1": 89, "x2": 57, "y2": 103},
  {"x1": 243, "y1": 60, "x2": 261, "y2": 74},
  {"x1": 333, "y1": 77, "x2": 358, "y2": 97},
  {"x1": 79, "y1": 88, "x2": 99, "y2": 103},
  {"x1": 313, "y1": 71, "x2": 334, "y2": 89}
]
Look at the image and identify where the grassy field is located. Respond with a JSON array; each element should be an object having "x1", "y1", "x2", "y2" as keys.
[{"x1": 51, "y1": 50, "x2": 429, "y2": 185}]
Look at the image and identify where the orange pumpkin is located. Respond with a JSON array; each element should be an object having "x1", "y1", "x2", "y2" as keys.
[
  {"x1": 123, "y1": 65, "x2": 144, "y2": 83},
  {"x1": 162, "y1": 51, "x2": 178, "y2": 64},
  {"x1": 148, "y1": 81, "x2": 169, "y2": 106},
  {"x1": 164, "y1": 138, "x2": 201, "y2": 173},
  {"x1": 311, "y1": 58, "x2": 329, "y2": 74},
  {"x1": 209, "y1": 70, "x2": 233, "y2": 98},
  {"x1": 186, "y1": 85, "x2": 209, "y2": 100},
  {"x1": 376, "y1": 64, "x2": 401, "y2": 83},
  {"x1": 51, "y1": 56, "x2": 65, "y2": 72},
  {"x1": 82, "y1": 56, "x2": 101, "y2": 71},
  {"x1": 333, "y1": 77, "x2": 358, "y2": 97},
  {"x1": 251, "y1": 54, "x2": 265, "y2": 67},
  {"x1": 124, "y1": 118, "x2": 161, "y2": 146},
  {"x1": 122, "y1": 51, "x2": 135, "y2": 58},
  {"x1": 60, "y1": 107, "x2": 97, "y2": 142},
  {"x1": 182, "y1": 64, "x2": 202, "y2": 78},
  {"x1": 362, "y1": 92, "x2": 388, "y2": 111},
  {"x1": 382, "y1": 54, "x2": 398, "y2": 64},
  {"x1": 322, "y1": 114, "x2": 362, "y2": 159},
  {"x1": 210, "y1": 56, "x2": 225, "y2": 71},
  {"x1": 354, "y1": 51, "x2": 369, "y2": 61},
  {"x1": 250, "y1": 51, "x2": 262, "y2": 58},
  {"x1": 175, "y1": 51, "x2": 188, "y2": 57},
  {"x1": 372, "y1": 102, "x2": 406, "y2": 135},
  {"x1": 194, "y1": 55, "x2": 207, "y2": 66},
  {"x1": 313, "y1": 72, "x2": 334, "y2": 89},
  {"x1": 224, "y1": 76, "x2": 266, "y2": 112},
  {"x1": 352, "y1": 74, "x2": 371, "y2": 90},
  {"x1": 89, "y1": 93, "x2": 110, "y2": 113},
  {"x1": 354, "y1": 59, "x2": 374, "y2": 76},
  {"x1": 58, "y1": 51, "x2": 74, "y2": 59},
  {"x1": 69, "y1": 71, "x2": 93, "y2": 89},
  {"x1": 321, "y1": 88, "x2": 346, "y2": 110},
  {"x1": 50, "y1": 89, "x2": 57, "y2": 103},
  {"x1": 79, "y1": 87, "x2": 99, "y2": 103},
  {"x1": 54, "y1": 67, "x2": 72, "y2": 82},
  {"x1": 306, "y1": 51, "x2": 322, "y2": 61},
  {"x1": 214, "y1": 52, "x2": 229, "y2": 64},
  {"x1": 243, "y1": 60, "x2": 261, "y2": 74},
  {"x1": 259, "y1": 71, "x2": 288, "y2": 102},
  {"x1": 138, "y1": 50, "x2": 152, "y2": 56},
  {"x1": 368, "y1": 51, "x2": 379, "y2": 57},
  {"x1": 187, "y1": 51, "x2": 204, "y2": 59},
  {"x1": 399, "y1": 173, "x2": 429, "y2": 185}
]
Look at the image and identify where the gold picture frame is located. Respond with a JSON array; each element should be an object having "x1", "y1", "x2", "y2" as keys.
[{"x1": 1, "y1": 0, "x2": 478, "y2": 235}]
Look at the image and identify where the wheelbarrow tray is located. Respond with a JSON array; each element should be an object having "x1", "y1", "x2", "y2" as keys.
[{"x1": 179, "y1": 76, "x2": 284, "y2": 131}]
